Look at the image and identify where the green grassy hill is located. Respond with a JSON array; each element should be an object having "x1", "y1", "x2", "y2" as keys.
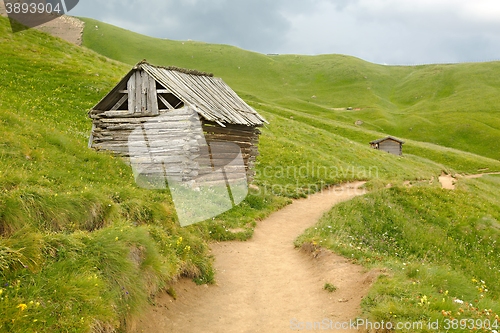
[
  {"x1": 0, "y1": 17, "x2": 212, "y2": 333},
  {"x1": 0, "y1": 17, "x2": 286, "y2": 332},
  {"x1": 79, "y1": 17, "x2": 500, "y2": 333},
  {"x1": 81, "y1": 17, "x2": 500, "y2": 161},
  {"x1": 0, "y1": 14, "x2": 499, "y2": 333}
]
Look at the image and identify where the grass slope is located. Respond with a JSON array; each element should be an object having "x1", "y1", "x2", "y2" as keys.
[
  {"x1": 79, "y1": 17, "x2": 500, "y2": 333},
  {"x1": 81, "y1": 17, "x2": 500, "y2": 161},
  {"x1": 0, "y1": 17, "x2": 284, "y2": 333}
]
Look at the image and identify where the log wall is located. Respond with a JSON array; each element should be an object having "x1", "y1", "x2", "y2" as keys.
[
  {"x1": 89, "y1": 108, "x2": 260, "y2": 184},
  {"x1": 202, "y1": 120, "x2": 260, "y2": 182},
  {"x1": 378, "y1": 140, "x2": 402, "y2": 156}
]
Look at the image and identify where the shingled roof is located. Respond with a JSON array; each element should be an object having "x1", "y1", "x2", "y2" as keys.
[{"x1": 91, "y1": 61, "x2": 267, "y2": 127}]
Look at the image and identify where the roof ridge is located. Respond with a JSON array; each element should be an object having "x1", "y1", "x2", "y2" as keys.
[
  {"x1": 370, "y1": 136, "x2": 405, "y2": 144},
  {"x1": 136, "y1": 60, "x2": 214, "y2": 77}
]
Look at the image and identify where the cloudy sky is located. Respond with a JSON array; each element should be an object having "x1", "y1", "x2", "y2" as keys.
[{"x1": 70, "y1": 0, "x2": 500, "y2": 65}]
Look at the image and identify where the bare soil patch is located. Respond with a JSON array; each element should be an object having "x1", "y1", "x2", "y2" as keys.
[
  {"x1": 131, "y1": 182, "x2": 377, "y2": 333},
  {"x1": 0, "y1": 3, "x2": 84, "y2": 46},
  {"x1": 439, "y1": 173, "x2": 456, "y2": 190}
]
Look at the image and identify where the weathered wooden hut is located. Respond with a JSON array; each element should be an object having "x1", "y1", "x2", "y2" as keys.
[
  {"x1": 370, "y1": 136, "x2": 404, "y2": 156},
  {"x1": 88, "y1": 61, "x2": 267, "y2": 182}
]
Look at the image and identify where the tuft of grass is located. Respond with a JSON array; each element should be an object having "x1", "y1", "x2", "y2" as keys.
[
  {"x1": 324, "y1": 283, "x2": 337, "y2": 293},
  {"x1": 166, "y1": 286, "x2": 177, "y2": 300}
]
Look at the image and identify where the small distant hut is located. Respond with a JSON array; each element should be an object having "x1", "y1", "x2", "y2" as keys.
[
  {"x1": 370, "y1": 136, "x2": 404, "y2": 156},
  {"x1": 88, "y1": 60, "x2": 267, "y2": 182}
]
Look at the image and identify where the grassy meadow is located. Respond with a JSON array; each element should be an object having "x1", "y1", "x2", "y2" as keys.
[
  {"x1": 0, "y1": 12, "x2": 498, "y2": 333},
  {"x1": 0, "y1": 17, "x2": 286, "y2": 332},
  {"x1": 80, "y1": 17, "x2": 500, "y2": 333},
  {"x1": 81, "y1": 18, "x2": 500, "y2": 161}
]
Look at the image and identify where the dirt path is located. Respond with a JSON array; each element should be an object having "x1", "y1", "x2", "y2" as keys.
[
  {"x1": 462, "y1": 172, "x2": 500, "y2": 179},
  {"x1": 131, "y1": 182, "x2": 377, "y2": 333},
  {"x1": 439, "y1": 172, "x2": 500, "y2": 190}
]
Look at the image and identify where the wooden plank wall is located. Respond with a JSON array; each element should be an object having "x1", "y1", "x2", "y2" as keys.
[
  {"x1": 202, "y1": 120, "x2": 260, "y2": 182},
  {"x1": 379, "y1": 140, "x2": 402, "y2": 156},
  {"x1": 90, "y1": 110, "x2": 260, "y2": 184},
  {"x1": 127, "y1": 71, "x2": 159, "y2": 115},
  {"x1": 90, "y1": 108, "x2": 203, "y2": 182}
]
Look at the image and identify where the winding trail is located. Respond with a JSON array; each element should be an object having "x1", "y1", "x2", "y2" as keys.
[
  {"x1": 439, "y1": 172, "x2": 500, "y2": 190},
  {"x1": 132, "y1": 182, "x2": 377, "y2": 333}
]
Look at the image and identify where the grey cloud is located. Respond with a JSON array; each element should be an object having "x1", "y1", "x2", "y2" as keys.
[
  {"x1": 281, "y1": 0, "x2": 500, "y2": 64},
  {"x1": 70, "y1": 0, "x2": 500, "y2": 64},
  {"x1": 72, "y1": 0, "x2": 304, "y2": 53},
  {"x1": 159, "y1": 0, "x2": 292, "y2": 52}
]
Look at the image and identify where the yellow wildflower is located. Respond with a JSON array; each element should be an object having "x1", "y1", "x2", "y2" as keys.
[{"x1": 17, "y1": 304, "x2": 28, "y2": 311}]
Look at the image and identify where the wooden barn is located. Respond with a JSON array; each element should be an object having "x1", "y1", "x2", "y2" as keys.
[
  {"x1": 88, "y1": 60, "x2": 267, "y2": 183},
  {"x1": 370, "y1": 136, "x2": 404, "y2": 156}
]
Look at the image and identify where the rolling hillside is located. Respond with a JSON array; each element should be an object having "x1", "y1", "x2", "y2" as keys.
[
  {"x1": 0, "y1": 16, "x2": 286, "y2": 332},
  {"x1": 0, "y1": 13, "x2": 499, "y2": 333},
  {"x1": 81, "y1": 17, "x2": 500, "y2": 161}
]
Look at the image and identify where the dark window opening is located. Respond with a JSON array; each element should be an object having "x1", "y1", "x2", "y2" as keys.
[
  {"x1": 117, "y1": 96, "x2": 129, "y2": 110},
  {"x1": 107, "y1": 92, "x2": 129, "y2": 111},
  {"x1": 158, "y1": 93, "x2": 184, "y2": 110}
]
